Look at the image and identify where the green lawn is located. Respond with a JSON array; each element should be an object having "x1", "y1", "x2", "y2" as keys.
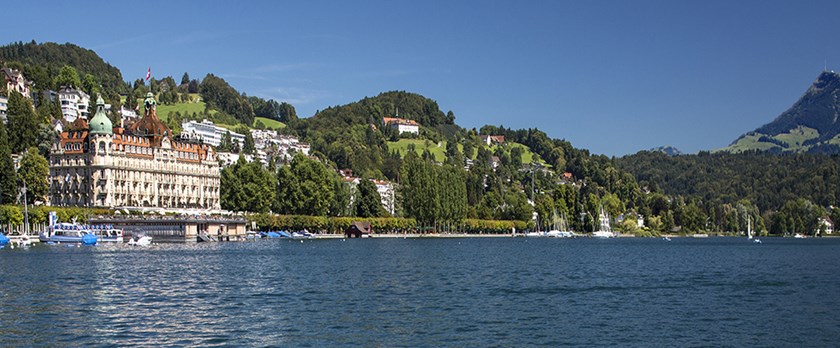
[
  {"x1": 255, "y1": 117, "x2": 286, "y2": 129},
  {"x1": 156, "y1": 101, "x2": 210, "y2": 122}
]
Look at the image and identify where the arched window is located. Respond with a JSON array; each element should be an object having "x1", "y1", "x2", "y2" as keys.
[{"x1": 98, "y1": 142, "x2": 106, "y2": 156}]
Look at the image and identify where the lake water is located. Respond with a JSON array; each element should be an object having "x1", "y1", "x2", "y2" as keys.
[{"x1": 1, "y1": 237, "x2": 839, "y2": 347}]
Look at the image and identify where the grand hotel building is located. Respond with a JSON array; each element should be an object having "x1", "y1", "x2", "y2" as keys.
[{"x1": 49, "y1": 93, "x2": 221, "y2": 210}]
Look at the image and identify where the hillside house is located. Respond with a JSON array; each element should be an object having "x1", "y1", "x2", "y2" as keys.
[
  {"x1": 480, "y1": 135, "x2": 505, "y2": 146},
  {"x1": 2, "y1": 67, "x2": 32, "y2": 98},
  {"x1": 818, "y1": 217, "x2": 834, "y2": 234},
  {"x1": 58, "y1": 86, "x2": 90, "y2": 122},
  {"x1": 383, "y1": 117, "x2": 419, "y2": 134}
]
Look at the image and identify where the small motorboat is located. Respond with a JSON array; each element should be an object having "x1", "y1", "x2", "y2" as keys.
[{"x1": 127, "y1": 235, "x2": 152, "y2": 246}]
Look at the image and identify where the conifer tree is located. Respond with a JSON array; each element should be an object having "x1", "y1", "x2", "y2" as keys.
[
  {"x1": 0, "y1": 120, "x2": 18, "y2": 204},
  {"x1": 355, "y1": 179, "x2": 384, "y2": 217}
]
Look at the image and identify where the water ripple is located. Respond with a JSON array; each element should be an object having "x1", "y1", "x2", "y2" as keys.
[{"x1": 1, "y1": 238, "x2": 839, "y2": 346}]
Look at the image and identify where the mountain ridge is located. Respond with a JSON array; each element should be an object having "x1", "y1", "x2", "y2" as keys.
[{"x1": 721, "y1": 71, "x2": 840, "y2": 154}]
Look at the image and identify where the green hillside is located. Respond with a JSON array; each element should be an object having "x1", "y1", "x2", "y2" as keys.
[
  {"x1": 717, "y1": 126, "x2": 820, "y2": 154},
  {"x1": 255, "y1": 117, "x2": 286, "y2": 129},
  {"x1": 720, "y1": 71, "x2": 840, "y2": 154},
  {"x1": 387, "y1": 139, "x2": 547, "y2": 165},
  {"x1": 156, "y1": 101, "x2": 210, "y2": 122}
]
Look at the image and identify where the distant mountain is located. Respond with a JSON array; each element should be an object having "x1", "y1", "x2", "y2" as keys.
[
  {"x1": 649, "y1": 146, "x2": 682, "y2": 156},
  {"x1": 720, "y1": 71, "x2": 840, "y2": 154}
]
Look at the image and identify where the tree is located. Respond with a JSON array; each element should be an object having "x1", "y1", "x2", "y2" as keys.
[
  {"x1": 181, "y1": 72, "x2": 190, "y2": 85},
  {"x1": 218, "y1": 131, "x2": 233, "y2": 152},
  {"x1": 0, "y1": 120, "x2": 18, "y2": 204},
  {"x1": 6, "y1": 91, "x2": 39, "y2": 154},
  {"x1": 274, "y1": 154, "x2": 335, "y2": 216},
  {"x1": 188, "y1": 79, "x2": 199, "y2": 94},
  {"x1": 242, "y1": 132, "x2": 256, "y2": 155},
  {"x1": 17, "y1": 147, "x2": 49, "y2": 204},
  {"x1": 82, "y1": 73, "x2": 99, "y2": 96},
  {"x1": 54, "y1": 65, "x2": 81, "y2": 89},
  {"x1": 219, "y1": 156, "x2": 275, "y2": 213},
  {"x1": 35, "y1": 124, "x2": 58, "y2": 158},
  {"x1": 355, "y1": 179, "x2": 384, "y2": 217}
]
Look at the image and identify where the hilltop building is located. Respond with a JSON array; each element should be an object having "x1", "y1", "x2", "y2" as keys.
[
  {"x1": 49, "y1": 93, "x2": 220, "y2": 210},
  {"x1": 181, "y1": 119, "x2": 245, "y2": 148},
  {"x1": 383, "y1": 117, "x2": 419, "y2": 135},
  {"x1": 480, "y1": 135, "x2": 505, "y2": 146},
  {"x1": 2, "y1": 67, "x2": 32, "y2": 98},
  {"x1": 58, "y1": 86, "x2": 90, "y2": 122}
]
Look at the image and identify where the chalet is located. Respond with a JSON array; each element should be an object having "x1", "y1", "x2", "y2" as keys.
[
  {"x1": 2, "y1": 67, "x2": 32, "y2": 98},
  {"x1": 480, "y1": 135, "x2": 505, "y2": 146},
  {"x1": 383, "y1": 117, "x2": 419, "y2": 134}
]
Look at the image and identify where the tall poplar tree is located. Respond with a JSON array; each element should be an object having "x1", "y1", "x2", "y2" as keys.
[
  {"x1": 6, "y1": 91, "x2": 39, "y2": 154},
  {"x1": 0, "y1": 120, "x2": 18, "y2": 204}
]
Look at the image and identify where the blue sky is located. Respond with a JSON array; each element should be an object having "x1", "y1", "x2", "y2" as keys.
[{"x1": 4, "y1": 0, "x2": 840, "y2": 156}]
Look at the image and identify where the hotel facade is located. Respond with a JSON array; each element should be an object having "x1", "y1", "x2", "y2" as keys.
[{"x1": 49, "y1": 93, "x2": 221, "y2": 210}]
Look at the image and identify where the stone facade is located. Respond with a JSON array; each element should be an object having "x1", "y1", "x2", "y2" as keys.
[{"x1": 49, "y1": 94, "x2": 221, "y2": 210}]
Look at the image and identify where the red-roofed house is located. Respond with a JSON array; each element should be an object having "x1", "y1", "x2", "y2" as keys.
[
  {"x1": 480, "y1": 135, "x2": 505, "y2": 145},
  {"x1": 383, "y1": 117, "x2": 419, "y2": 134}
]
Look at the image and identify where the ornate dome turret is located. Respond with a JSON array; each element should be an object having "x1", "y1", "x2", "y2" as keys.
[{"x1": 89, "y1": 94, "x2": 113, "y2": 135}]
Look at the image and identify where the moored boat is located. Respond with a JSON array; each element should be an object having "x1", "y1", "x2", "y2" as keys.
[
  {"x1": 94, "y1": 228, "x2": 124, "y2": 243},
  {"x1": 127, "y1": 235, "x2": 152, "y2": 246},
  {"x1": 40, "y1": 222, "x2": 99, "y2": 245}
]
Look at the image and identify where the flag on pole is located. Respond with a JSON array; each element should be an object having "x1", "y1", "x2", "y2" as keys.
[{"x1": 145, "y1": 67, "x2": 151, "y2": 81}]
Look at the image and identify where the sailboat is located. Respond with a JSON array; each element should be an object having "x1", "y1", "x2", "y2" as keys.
[
  {"x1": 748, "y1": 215, "x2": 761, "y2": 244},
  {"x1": 592, "y1": 206, "x2": 616, "y2": 238},
  {"x1": 547, "y1": 211, "x2": 574, "y2": 238},
  {"x1": 546, "y1": 209, "x2": 561, "y2": 237}
]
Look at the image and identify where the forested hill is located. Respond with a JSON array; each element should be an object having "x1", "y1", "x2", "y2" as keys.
[
  {"x1": 304, "y1": 91, "x2": 455, "y2": 132},
  {"x1": 722, "y1": 71, "x2": 840, "y2": 154},
  {"x1": 616, "y1": 150, "x2": 840, "y2": 212},
  {"x1": 0, "y1": 41, "x2": 124, "y2": 93}
]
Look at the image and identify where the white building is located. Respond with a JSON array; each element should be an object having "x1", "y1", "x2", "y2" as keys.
[
  {"x1": 383, "y1": 117, "x2": 419, "y2": 134},
  {"x1": 372, "y1": 179, "x2": 396, "y2": 215},
  {"x1": 0, "y1": 95, "x2": 7, "y2": 122},
  {"x1": 58, "y1": 86, "x2": 90, "y2": 122},
  {"x1": 119, "y1": 106, "x2": 138, "y2": 119},
  {"x1": 338, "y1": 169, "x2": 396, "y2": 216},
  {"x1": 181, "y1": 119, "x2": 245, "y2": 148},
  {"x1": 250, "y1": 130, "x2": 310, "y2": 162},
  {"x1": 818, "y1": 217, "x2": 834, "y2": 235}
]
